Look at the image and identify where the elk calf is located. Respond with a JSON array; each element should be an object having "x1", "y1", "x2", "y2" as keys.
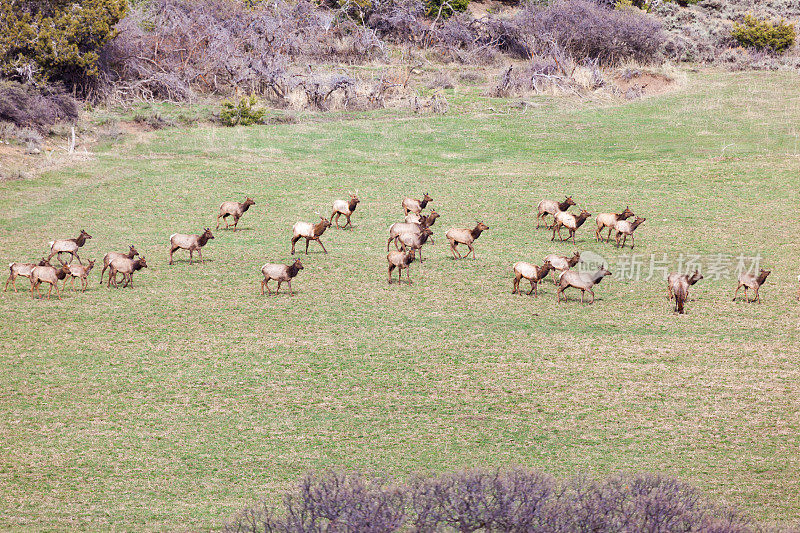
[
  {"x1": 387, "y1": 249, "x2": 415, "y2": 284},
  {"x1": 543, "y1": 251, "x2": 581, "y2": 284},
  {"x1": 512, "y1": 260, "x2": 552, "y2": 296},
  {"x1": 446, "y1": 222, "x2": 489, "y2": 259},
  {"x1": 217, "y1": 197, "x2": 255, "y2": 231},
  {"x1": 595, "y1": 206, "x2": 634, "y2": 242},
  {"x1": 291, "y1": 216, "x2": 331, "y2": 254},
  {"x1": 108, "y1": 257, "x2": 148, "y2": 288},
  {"x1": 48, "y1": 229, "x2": 92, "y2": 264},
  {"x1": 551, "y1": 208, "x2": 591, "y2": 245},
  {"x1": 667, "y1": 270, "x2": 703, "y2": 314},
  {"x1": 30, "y1": 263, "x2": 70, "y2": 299},
  {"x1": 169, "y1": 228, "x2": 214, "y2": 264},
  {"x1": 394, "y1": 227, "x2": 433, "y2": 262},
  {"x1": 331, "y1": 193, "x2": 360, "y2": 229},
  {"x1": 5, "y1": 258, "x2": 48, "y2": 292},
  {"x1": 537, "y1": 196, "x2": 576, "y2": 229},
  {"x1": 261, "y1": 259, "x2": 303, "y2": 296},
  {"x1": 733, "y1": 268, "x2": 771, "y2": 303},
  {"x1": 99, "y1": 245, "x2": 139, "y2": 284},
  {"x1": 65, "y1": 259, "x2": 95, "y2": 292},
  {"x1": 614, "y1": 216, "x2": 646, "y2": 248},
  {"x1": 557, "y1": 267, "x2": 613, "y2": 304},
  {"x1": 402, "y1": 193, "x2": 432, "y2": 215}
]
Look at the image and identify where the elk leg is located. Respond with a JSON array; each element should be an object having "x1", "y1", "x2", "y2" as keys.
[
  {"x1": 386, "y1": 237, "x2": 393, "y2": 252},
  {"x1": 304, "y1": 238, "x2": 310, "y2": 254},
  {"x1": 233, "y1": 215, "x2": 240, "y2": 231},
  {"x1": 550, "y1": 225, "x2": 557, "y2": 241},
  {"x1": 467, "y1": 244, "x2": 475, "y2": 259},
  {"x1": 388, "y1": 265, "x2": 395, "y2": 283},
  {"x1": 743, "y1": 287, "x2": 748, "y2": 301},
  {"x1": 345, "y1": 214, "x2": 352, "y2": 228},
  {"x1": 197, "y1": 248, "x2": 203, "y2": 264},
  {"x1": 630, "y1": 234, "x2": 635, "y2": 249},
  {"x1": 571, "y1": 231, "x2": 576, "y2": 246},
  {"x1": 189, "y1": 249, "x2": 194, "y2": 264},
  {"x1": 216, "y1": 214, "x2": 221, "y2": 230},
  {"x1": 622, "y1": 235, "x2": 628, "y2": 248},
  {"x1": 276, "y1": 280, "x2": 282, "y2": 295},
  {"x1": 74, "y1": 253, "x2": 82, "y2": 265},
  {"x1": 667, "y1": 285, "x2": 673, "y2": 300},
  {"x1": 394, "y1": 237, "x2": 402, "y2": 251},
  {"x1": 513, "y1": 275, "x2": 520, "y2": 294},
  {"x1": 4, "y1": 275, "x2": 13, "y2": 292},
  {"x1": 528, "y1": 279, "x2": 535, "y2": 296},
  {"x1": 318, "y1": 238, "x2": 328, "y2": 254},
  {"x1": 588, "y1": 288, "x2": 595, "y2": 304},
  {"x1": 536, "y1": 213, "x2": 541, "y2": 229},
  {"x1": 580, "y1": 289, "x2": 585, "y2": 303},
  {"x1": 606, "y1": 227, "x2": 613, "y2": 243},
  {"x1": 291, "y1": 236, "x2": 300, "y2": 255},
  {"x1": 169, "y1": 246, "x2": 179, "y2": 265},
  {"x1": 418, "y1": 247, "x2": 423, "y2": 263},
  {"x1": 287, "y1": 280, "x2": 293, "y2": 296},
  {"x1": 733, "y1": 283, "x2": 742, "y2": 301}
]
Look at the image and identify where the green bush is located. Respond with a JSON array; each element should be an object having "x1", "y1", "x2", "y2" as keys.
[
  {"x1": 0, "y1": 0, "x2": 128, "y2": 92},
  {"x1": 220, "y1": 94, "x2": 266, "y2": 127},
  {"x1": 425, "y1": 0, "x2": 469, "y2": 19},
  {"x1": 732, "y1": 15, "x2": 796, "y2": 53}
]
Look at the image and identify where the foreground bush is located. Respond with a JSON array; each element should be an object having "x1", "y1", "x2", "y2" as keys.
[
  {"x1": 223, "y1": 469, "x2": 753, "y2": 532},
  {"x1": 220, "y1": 95, "x2": 266, "y2": 126},
  {"x1": 0, "y1": 81, "x2": 79, "y2": 132},
  {"x1": 732, "y1": 15, "x2": 796, "y2": 53}
]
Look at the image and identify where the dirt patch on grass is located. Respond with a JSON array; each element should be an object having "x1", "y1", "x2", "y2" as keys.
[{"x1": 612, "y1": 70, "x2": 680, "y2": 99}]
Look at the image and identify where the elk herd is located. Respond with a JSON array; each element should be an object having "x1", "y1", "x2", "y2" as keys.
[{"x1": 4, "y1": 191, "x2": 793, "y2": 314}]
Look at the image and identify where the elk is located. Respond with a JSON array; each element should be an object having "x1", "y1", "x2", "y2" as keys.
[
  {"x1": 536, "y1": 196, "x2": 576, "y2": 229},
  {"x1": 544, "y1": 251, "x2": 581, "y2": 284},
  {"x1": 556, "y1": 266, "x2": 613, "y2": 304},
  {"x1": 512, "y1": 260, "x2": 552, "y2": 296},
  {"x1": 47, "y1": 229, "x2": 92, "y2": 264},
  {"x1": 446, "y1": 222, "x2": 489, "y2": 259},
  {"x1": 387, "y1": 249, "x2": 415, "y2": 284},
  {"x1": 261, "y1": 259, "x2": 303, "y2": 296},
  {"x1": 733, "y1": 268, "x2": 771, "y2": 303},
  {"x1": 551, "y1": 208, "x2": 592, "y2": 245},
  {"x1": 667, "y1": 270, "x2": 703, "y2": 314},
  {"x1": 99, "y1": 245, "x2": 139, "y2": 284},
  {"x1": 406, "y1": 210, "x2": 441, "y2": 226},
  {"x1": 331, "y1": 193, "x2": 360, "y2": 229},
  {"x1": 108, "y1": 256, "x2": 148, "y2": 288},
  {"x1": 402, "y1": 192, "x2": 432, "y2": 215},
  {"x1": 595, "y1": 206, "x2": 635, "y2": 242},
  {"x1": 5, "y1": 258, "x2": 49, "y2": 292},
  {"x1": 387, "y1": 221, "x2": 425, "y2": 250},
  {"x1": 64, "y1": 259, "x2": 95, "y2": 292},
  {"x1": 291, "y1": 216, "x2": 331, "y2": 254},
  {"x1": 217, "y1": 197, "x2": 255, "y2": 231},
  {"x1": 614, "y1": 216, "x2": 646, "y2": 248},
  {"x1": 30, "y1": 262, "x2": 70, "y2": 299},
  {"x1": 169, "y1": 228, "x2": 214, "y2": 265},
  {"x1": 394, "y1": 227, "x2": 434, "y2": 262}
]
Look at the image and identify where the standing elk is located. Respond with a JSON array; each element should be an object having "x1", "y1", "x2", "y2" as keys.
[
  {"x1": 48, "y1": 229, "x2": 92, "y2": 264},
  {"x1": 291, "y1": 216, "x2": 331, "y2": 255},
  {"x1": 99, "y1": 245, "x2": 139, "y2": 284},
  {"x1": 261, "y1": 259, "x2": 303, "y2": 296},
  {"x1": 667, "y1": 269, "x2": 703, "y2": 314},
  {"x1": 331, "y1": 193, "x2": 360, "y2": 229},
  {"x1": 169, "y1": 229, "x2": 214, "y2": 265},
  {"x1": 217, "y1": 197, "x2": 255, "y2": 231},
  {"x1": 556, "y1": 266, "x2": 613, "y2": 304},
  {"x1": 387, "y1": 249, "x2": 416, "y2": 284},
  {"x1": 733, "y1": 268, "x2": 771, "y2": 303},
  {"x1": 402, "y1": 193, "x2": 432, "y2": 215},
  {"x1": 446, "y1": 222, "x2": 489, "y2": 259},
  {"x1": 30, "y1": 262, "x2": 70, "y2": 299},
  {"x1": 108, "y1": 257, "x2": 148, "y2": 288},
  {"x1": 614, "y1": 216, "x2": 646, "y2": 248},
  {"x1": 537, "y1": 196, "x2": 576, "y2": 229},
  {"x1": 544, "y1": 251, "x2": 581, "y2": 284},
  {"x1": 394, "y1": 227, "x2": 434, "y2": 262},
  {"x1": 595, "y1": 206, "x2": 635, "y2": 242},
  {"x1": 5, "y1": 258, "x2": 49, "y2": 292},
  {"x1": 551, "y1": 208, "x2": 592, "y2": 245},
  {"x1": 387, "y1": 217, "x2": 436, "y2": 251},
  {"x1": 64, "y1": 259, "x2": 95, "y2": 292},
  {"x1": 512, "y1": 260, "x2": 552, "y2": 296}
]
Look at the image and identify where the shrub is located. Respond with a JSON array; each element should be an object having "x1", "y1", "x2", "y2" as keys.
[
  {"x1": 732, "y1": 15, "x2": 796, "y2": 53},
  {"x1": 425, "y1": 0, "x2": 469, "y2": 19},
  {"x1": 220, "y1": 94, "x2": 265, "y2": 126},
  {"x1": 0, "y1": 81, "x2": 80, "y2": 132}
]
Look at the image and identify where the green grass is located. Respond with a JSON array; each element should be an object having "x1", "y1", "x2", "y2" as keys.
[{"x1": 1, "y1": 69, "x2": 799, "y2": 531}]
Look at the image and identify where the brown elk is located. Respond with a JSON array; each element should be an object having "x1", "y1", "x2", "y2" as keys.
[
  {"x1": 402, "y1": 193, "x2": 432, "y2": 215},
  {"x1": 544, "y1": 251, "x2": 581, "y2": 284},
  {"x1": 512, "y1": 260, "x2": 552, "y2": 296},
  {"x1": 595, "y1": 206, "x2": 635, "y2": 242},
  {"x1": 217, "y1": 197, "x2": 255, "y2": 231},
  {"x1": 48, "y1": 229, "x2": 92, "y2": 264},
  {"x1": 387, "y1": 216, "x2": 437, "y2": 251},
  {"x1": 331, "y1": 193, "x2": 360, "y2": 229},
  {"x1": 556, "y1": 266, "x2": 613, "y2": 304},
  {"x1": 99, "y1": 245, "x2": 139, "y2": 284},
  {"x1": 5, "y1": 258, "x2": 49, "y2": 292},
  {"x1": 551, "y1": 208, "x2": 592, "y2": 245},
  {"x1": 733, "y1": 268, "x2": 771, "y2": 303},
  {"x1": 405, "y1": 210, "x2": 440, "y2": 227},
  {"x1": 387, "y1": 249, "x2": 416, "y2": 284},
  {"x1": 64, "y1": 259, "x2": 95, "y2": 292},
  {"x1": 536, "y1": 196, "x2": 576, "y2": 229},
  {"x1": 394, "y1": 227, "x2": 434, "y2": 262},
  {"x1": 291, "y1": 216, "x2": 331, "y2": 254},
  {"x1": 169, "y1": 228, "x2": 214, "y2": 265},
  {"x1": 30, "y1": 262, "x2": 70, "y2": 299},
  {"x1": 261, "y1": 259, "x2": 303, "y2": 296},
  {"x1": 446, "y1": 222, "x2": 489, "y2": 259},
  {"x1": 108, "y1": 257, "x2": 148, "y2": 288},
  {"x1": 667, "y1": 270, "x2": 703, "y2": 314},
  {"x1": 614, "y1": 216, "x2": 646, "y2": 248}
]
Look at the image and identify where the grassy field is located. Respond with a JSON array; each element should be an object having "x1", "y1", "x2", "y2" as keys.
[{"x1": 1, "y1": 69, "x2": 799, "y2": 531}]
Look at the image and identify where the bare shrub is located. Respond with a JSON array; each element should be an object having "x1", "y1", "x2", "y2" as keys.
[{"x1": 0, "y1": 82, "x2": 79, "y2": 132}]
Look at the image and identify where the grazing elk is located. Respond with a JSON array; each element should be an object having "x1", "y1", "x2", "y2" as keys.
[
  {"x1": 667, "y1": 270, "x2": 703, "y2": 314},
  {"x1": 544, "y1": 251, "x2": 581, "y2": 284},
  {"x1": 556, "y1": 267, "x2": 613, "y2": 304},
  {"x1": 99, "y1": 245, "x2": 139, "y2": 284},
  {"x1": 169, "y1": 228, "x2": 214, "y2": 264},
  {"x1": 394, "y1": 227, "x2": 434, "y2": 262},
  {"x1": 595, "y1": 206, "x2": 635, "y2": 242},
  {"x1": 387, "y1": 249, "x2": 416, "y2": 284},
  {"x1": 64, "y1": 259, "x2": 95, "y2": 292},
  {"x1": 261, "y1": 259, "x2": 303, "y2": 296},
  {"x1": 5, "y1": 258, "x2": 49, "y2": 292},
  {"x1": 48, "y1": 229, "x2": 92, "y2": 265},
  {"x1": 733, "y1": 268, "x2": 771, "y2": 303},
  {"x1": 536, "y1": 196, "x2": 576, "y2": 229},
  {"x1": 551, "y1": 208, "x2": 592, "y2": 245},
  {"x1": 108, "y1": 256, "x2": 148, "y2": 288},
  {"x1": 512, "y1": 260, "x2": 552, "y2": 296},
  {"x1": 30, "y1": 262, "x2": 70, "y2": 299},
  {"x1": 402, "y1": 193, "x2": 432, "y2": 215},
  {"x1": 331, "y1": 193, "x2": 360, "y2": 229},
  {"x1": 291, "y1": 216, "x2": 331, "y2": 255},
  {"x1": 614, "y1": 216, "x2": 646, "y2": 248},
  {"x1": 217, "y1": 197, "x2": 255, "y2": 231},
  {"x1": 446, "y1": 222, "x2": 489, "y2": 259}
]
